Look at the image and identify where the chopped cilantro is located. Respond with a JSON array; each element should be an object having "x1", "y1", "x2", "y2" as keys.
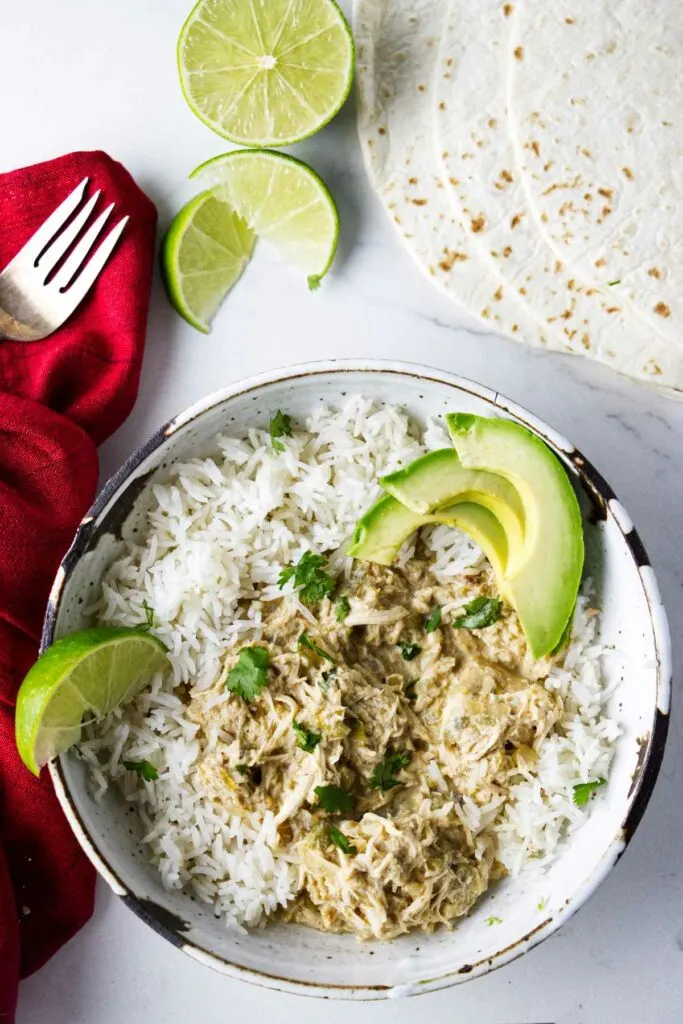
[
  {"x1": 123, "y1": 760, "x2": 158, "y2": 781},
  {"x1": 314, "y1": 784, "x2": 355, "y2": 813},
  {"x1": 226, "y1": 646, "x2": 270, "y2": 702},
  {"x1": 453, "y1": 596, "x2": 501, "y2": 630},
  {"x1": 328, "y1": 826, "x2": 357, "y2": 855},
  {"x1": 398, "y1": 640, "x2": 422, "y2": 661},
  {"x1": 235, "y1": 764, "x2": 249, "y2": 776},
  {"x1": 138, "y1": 599, "x2": 154, "y2": 631},
  {"x1": 370, "y1": 751, "x2": 411, "y2": 792},
  {"x1": 269, "y1": 409, "x2": 293, "y2": 453},
  {"x1": 335, "y1": 596, "x2": 351, "y2": 622},
  {"x1": 278, "y1": 550, "x2": 336, "y2": 604},
  {"x1": 607, "y1": 279, "x2": 621, "y2": 286},
  {"x1": 298, "y1": 632, "x2": 335, "y2": 663},
  {"x1": 537, "y1": 897, "x2": 547, "y2": 912},
  {"x1": 485, "y1": 915, "x2": 502, "y2": 926},
  {"x1": 424, "y1": 607, "x2": 442, "y2": 633},
  {"x1": 293, "y1": 721, "x2": 321, "y2": 753},
  {"x1": 573, "y1": 778, "x2": 606, "y2": 807}
]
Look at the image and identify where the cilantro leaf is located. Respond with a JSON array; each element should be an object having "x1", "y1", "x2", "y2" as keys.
[
  {"x1": 226, "y1": 646, "x2": 270, "y2": 702},
  {"x1": 453, "y1": 596, "x2": 501, "y2": 630},
  {"x1": 278, "y1": 550, "x2": 336, "y2": 604},
  {"x1": 269, "y1": 409, "x2": 293, "y2": 453},
  {"x1": 607, "y1": 279, "x2": 621, "y2": 286},
  {"x1": 298, "y1": 632, "x2": 335, "y2": 663},
  {"x1": 138, "y1": 599, "x2": 155, "y2": 632},
  {"x1": 398, "y1": 640, "x2": 422, "y2": 661},
  {"x1": 314, "y1": 784, "x2": 355, "y2": 813},
  {"x1": 424, "y1": 607, "x2": 442, "y2": 633},
  {"x1": 293, "y1": 721, "x2": 321, "y2": 753},
  {"x1": 485, "y1": 915, "x2": 502, "y2": 926},
  {"x1": 235, "y1": 764, "x2": 249, "y2": 775},
  {"x1": 328, "y1": 825, "x2": 357, "y2": 855},
  {"x1": 537, "y1": 897, "x2": 547, "y2": 912},
  {"x1": 123, "y1": 760, "x2": 158, "y2": 782},
  {"x1": 572, "y1": 778, "x2": 607, "y2": 807},
  {"x1": 370, "y1": 751, "x2": 411, "y2": 792},
  {"x1": 335, "y1": 596, "x2": 351, "y2": 623}
]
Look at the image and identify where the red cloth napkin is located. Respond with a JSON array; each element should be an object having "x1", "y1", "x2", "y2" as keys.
[{"x1": 0, "y1": 151, "x2": 157, "y2": 1022}]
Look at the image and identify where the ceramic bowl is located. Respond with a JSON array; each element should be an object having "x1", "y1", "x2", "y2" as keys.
[{"x1": 45, "y1": 360, "x2": 670, "y2": 999}]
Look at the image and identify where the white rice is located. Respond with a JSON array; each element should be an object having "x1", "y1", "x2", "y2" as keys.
[{"x1": 83, "y1": 397, "x2": 618, "y2": 930}]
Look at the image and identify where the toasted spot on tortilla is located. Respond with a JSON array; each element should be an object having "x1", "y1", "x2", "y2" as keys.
[
  {"x1": 648, "y1": 267, "x2": 663, "y2": 280},
  {"x1": 449, "y1": 177, "x2": 460, "y2": 187},
  {"x1": 595, "y1": 258, "x2": 606, "y2": 267},
  {"x1": 622, "y1": 167, "x2": 635, "y2": 180},
  {"x1": 510, "y1": 214, "x2": 523, "y2": 229},
  {"x1": 514, "y1": 46, "x2": 524, "y2": 60},
  {"x1": 554, "y1": 260, "x2": 563, "y2": 273},
  {"x1": 493, "y1": 286, "x2": 504, "y2": 301},
  {"x1": 512, "y1": 324, "x2": 519, "y2": 333},
  {"x1": 500, "y1": 169, "x2": 514, "y2": 183},
  {"x1": 543, "y1": 161, "x2": 553, "y2": 172},
  {"x1": 565, "y1": 16, "x2": 575, "y2": 24},
  {"x1": 567, "y1": 279, "x2": 576, "y2": 290},
  {"x1": 408, "y1": 177, "x2": 418, "y2": 186},
  {"x1": 503, "y1": 246, "x2": 513, "y2": 257},
  {"x1": 481, "y1": 307, "x2": 491, "y2": 319},
  {"x1": 471, "y1": 215, "x2": 486, "y2": 233},
  {"x1": 581, "y1": 334, "x2": 591, "y2": 349},
  {"x1": 644, "y1": 360, "x2": 662, "y2": 376},
  {"x1": 654, "y1": 302, "x2": 671, "y2": 318},
  {"x1": 488, "y1": 118, "x2": 498, "y2": 130},
  {"x1": 605, "y1": 306, "x2": 620, "y2": 314},
  {"x1": 417, "y1": 84, "x2": 426, "y2": 93},
  {"x1": 411, "y1": 198, "x2": 428, "y2": 206},
  {"x1": 519, "y1": 286, "x2": 527, "y2": 296},
  {"x1": 531, "y1": 141, "x2": 541, "y2": 158},
  {"x1": 598, "y1": 187, "x2": 613, "y2": 199},
  {"x1": 378, "y1": 127, "x2": 386, "y2": 136},
  {"x1": 439, "y1": 101, "x2": 446, "y2": 111},
  {"x1": 439, "y1": 249, "x2": 468, "y2": 272}
]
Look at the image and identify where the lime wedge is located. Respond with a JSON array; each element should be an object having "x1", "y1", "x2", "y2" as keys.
[
  {"x1": 15, "y1": 628, "x2": 169, "y2": 776},
  {"x1": 192, "y1": 150, "x2": 339, "y2": 289},
  {"x1": 177, "y1": 0, "x2": 354, "y2": 147},
  {"x1": 161, "y1": 190, "x2": 255, "y2": 332}
]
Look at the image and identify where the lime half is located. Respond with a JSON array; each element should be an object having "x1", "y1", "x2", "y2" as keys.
[
  {"x1": 178, "y1": 0, "x2": 355, "y2": 147},
  {"x1": 192, "y1": 150, "x2": 339, "y2": 289},
  {"x1": 161, "y1": 190, "x2": 255, "y2": 332},
  {"x1": 16, "y1": 628, "x2": 169, "y2": 776}
]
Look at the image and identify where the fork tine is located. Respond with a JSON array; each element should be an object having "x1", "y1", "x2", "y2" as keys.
[
  {"x1": 51, "y1": 203, "x2": 116, "y2": 291},
  {"x1": 7, "y1": 177, "x2": 90, "y2": 268},
  {"x1": 57, "y1": 215, "x2": 129, "y2": 307},
  {"x1": 37, "y1": 189, "x2": 102, "y2": 277}
]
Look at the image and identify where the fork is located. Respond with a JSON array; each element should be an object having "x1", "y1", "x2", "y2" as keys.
[{"x1": 0, "y1": 178, "x2": 129, "y2": 342}]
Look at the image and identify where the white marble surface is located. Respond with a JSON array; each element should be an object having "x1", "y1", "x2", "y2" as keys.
[{"x1": 3, "y1": 1, "x2": 682, "y2": 1021}]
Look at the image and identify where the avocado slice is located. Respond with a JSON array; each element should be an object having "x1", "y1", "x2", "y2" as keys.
[
  {"x1": 380, "y1": 449, "x2": 525, "y2": 555},
  {"x1": 446, "y1": 413, "x2": 584, "y2": 658},
  {"x1": 347, "y1": 493, "x2": 508, "y2": 580}
]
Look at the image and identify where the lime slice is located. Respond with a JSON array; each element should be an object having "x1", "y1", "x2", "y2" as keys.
[
  {"x1": 192, "y1": 150, "x2": 339, "y2": 289},
  {"x1": 15, "y1": 628, "x2": 169, "y2": 776},
  {"x1": 161, "y1": 190, "x2": 255, "y2": 332},
  {"x1": 177, "y1": 0, "x2": 355, "y2": 147}
]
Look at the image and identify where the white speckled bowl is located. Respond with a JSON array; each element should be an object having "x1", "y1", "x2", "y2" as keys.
[{"x1": 44, "y1": 361, "x2": 670, "y2": 999}]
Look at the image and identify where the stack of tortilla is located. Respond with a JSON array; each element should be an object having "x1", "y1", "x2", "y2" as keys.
[{"x1": 354, "y1": 0, "x2": 683, "y2": 393}]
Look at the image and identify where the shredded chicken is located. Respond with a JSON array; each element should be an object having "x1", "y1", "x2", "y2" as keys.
[{"x1": 186, "y1": 543, "x2": 564, "y2": 940}]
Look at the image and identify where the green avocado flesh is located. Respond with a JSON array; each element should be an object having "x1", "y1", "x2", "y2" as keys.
[
  {"x1": 347, "y1": 494, "x2": 509, "y2": 580},
  {"x1": 446, "y1": 413, "x2": 584, "y2": 658},
  {"x1": 380, "y1": 449, "x2": 525, "y2": 557}
]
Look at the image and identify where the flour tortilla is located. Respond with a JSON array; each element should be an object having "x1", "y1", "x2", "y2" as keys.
[
  {"x1": 508, "y1": 0, "x2": 683, "y2": 349},
  {"x1": 433, "y1": 0, "x2": 683, "y2": 392},
  {"x1": 354, "y1": 0, "x2": 546, "y2": 345}
]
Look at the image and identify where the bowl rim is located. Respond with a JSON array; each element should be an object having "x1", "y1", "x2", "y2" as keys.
[{"x1": 45, "y1": 358, "x2": 671, "y2": 1000}]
